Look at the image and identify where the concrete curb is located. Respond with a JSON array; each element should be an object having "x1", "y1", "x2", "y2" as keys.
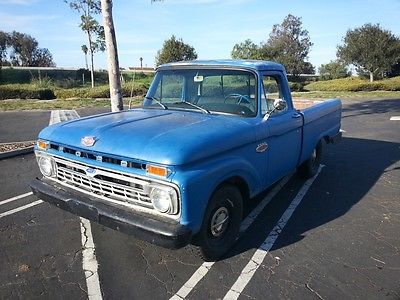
[{"x1": 0, "y1": 146, "x2": 34, "y2": 160}]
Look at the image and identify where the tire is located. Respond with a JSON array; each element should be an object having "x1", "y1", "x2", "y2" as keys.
[
  {"x1": 297, "y1": 141, "x2": 322, "y2": 178},
  {"x1": 190, "y1": 184, "x2": 243, "y2": 261}
]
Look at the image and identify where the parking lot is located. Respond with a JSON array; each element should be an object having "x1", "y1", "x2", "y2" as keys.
[{"x1": 0, "y1": 98, "x2": 399, "y2": 299}]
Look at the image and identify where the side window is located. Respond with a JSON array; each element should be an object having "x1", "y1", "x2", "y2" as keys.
[{"x1": 261, "y1": 75, "x2": 286, "y2": 115}]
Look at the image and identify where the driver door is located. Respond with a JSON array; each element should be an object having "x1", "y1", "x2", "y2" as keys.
[{"x1": 261, "y1": 72, "x2": 302, "y2": 185}]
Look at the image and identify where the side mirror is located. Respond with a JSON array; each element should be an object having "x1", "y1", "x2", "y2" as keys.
[{"x1": 273, "y1": 98, "x2": 287, "y2": 111}]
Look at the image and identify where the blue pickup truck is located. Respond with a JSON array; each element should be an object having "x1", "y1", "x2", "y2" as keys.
[{"x1": 30, "y1": 60, "x2": 341, "y2": 260}]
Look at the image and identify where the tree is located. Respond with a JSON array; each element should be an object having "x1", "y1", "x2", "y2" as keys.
[
  {"x1": 7, "y1": 31, "x2": 55, "y2": 67},
  {"x1": 81, "y1": 44, "x2": 89, "y2": 69},
  {"x1": 230, "y1": 14, "x2": 313, "y2": 76},
  {"x1": 101, "y1": 0, "x2": 123, "y2": 112},
  {"x1": 0, "y1": 31, "x2": 10, "y2": 67},
  {"x1": 319, "y1": 60, "x2": 350, "y2": 80},
  {"x1": 231, "y1": 39, "x2": 262, "y2": 60},
  {"x1": 265, "y1": 14, "x2": 313, "y2": 77},
  {"x1": 9, "y1": 31, "x2": 38, "y2": 66},
  {"x1": 337, "y1": 23, "x2": 400, "y2": 82},
  {"x1": 32, "y1": 48, "x2": 56, "y2": 67},
  {"x1": 66, "y1": 0, "x2": 106, "y2": 87},
  {"x1": 155, "y1": 35, "x2": 197, "y2": 66}
]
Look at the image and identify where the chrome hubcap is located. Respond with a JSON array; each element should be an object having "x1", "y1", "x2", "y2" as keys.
[
  {"x1": 311, "y1": 149, "x2": 317, "y2": 164},
  {"x1": 210, "y1": 207, "x2": 229, "y2": 237}
]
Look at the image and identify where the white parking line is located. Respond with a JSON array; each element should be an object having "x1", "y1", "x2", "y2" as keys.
[
  {"x1": 0, "y1": 192, "x2": 33, "y2": 206},
  {"x1": 390, "y1": 116, "x2": 400, "y2": 121},
  {"x1": 80, "y1": 218, "x2": 102, "y2": 300},
  {"x1": 223, "y1": 165, "x2": 324, "y2": 300},
  {"x1": 170, "y1": 174, "x2": 292, "y2": 300},
  {"x1": 50, "y1": 110, "x2": 103, "y2": 300},
  {"x1": 0, "y1": 200, "x2": 43, "y2": 218},
  {"x1": 49, "y1": 110, "x2": 80, "y2": 125}
]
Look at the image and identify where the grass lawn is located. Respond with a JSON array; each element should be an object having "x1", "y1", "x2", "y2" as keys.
[{"x1": 0, "y1": 91, "x2": 399, "y2": 111}]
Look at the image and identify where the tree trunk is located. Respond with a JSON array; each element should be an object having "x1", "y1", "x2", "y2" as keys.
[
  {"x1": 84, "y1": 53, "x2": 88, "y2": 70},
  {"x1": 101, "y1": 0, "x2": 123, "y2": 112},
  {"x1": 87, "y1": 31, "x2": 95, "y2": 88},
  {"x1": 369, "y1": 71, "x2": 374, "y2": 82}
]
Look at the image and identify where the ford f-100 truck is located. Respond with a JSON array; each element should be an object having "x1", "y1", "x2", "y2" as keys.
[{"x1": 30, "y1": 60, "x2": 341, "y2": 260}]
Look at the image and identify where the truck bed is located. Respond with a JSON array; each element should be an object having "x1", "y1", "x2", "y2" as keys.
[
  {"x1": 294, "y1": 98, "x2": 342, "y2": 164},
  {"x1": 293, "y1": 99, "x2": 324, "y2": 110}
]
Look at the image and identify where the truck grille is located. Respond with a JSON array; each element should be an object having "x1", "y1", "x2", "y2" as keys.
[{"x1": 52, "y1": 156, "x2": 154, "y2": 210}]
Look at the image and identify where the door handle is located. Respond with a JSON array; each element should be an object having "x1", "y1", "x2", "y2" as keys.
[{"x1": 292, "y1": 113, "x2": 301, "y2": 118}]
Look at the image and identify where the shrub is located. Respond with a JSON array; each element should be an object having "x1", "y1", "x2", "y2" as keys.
[
  {"x1": 54, "y1": 82, "x2": 148, "y2": 99},
  {"x1": 304, "y1": 76, "x2": 400, "y2": 92},
  {"x1": 0, "y1": 84, "x2": 55, "y2": 100},
  {"x1": 289, "y1": 82, "x2": 305, "y2": 92}
]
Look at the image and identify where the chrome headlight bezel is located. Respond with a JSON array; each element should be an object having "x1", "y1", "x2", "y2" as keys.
[
  {"x1": 149, "y1": 184, "x2": 179, "y2": 215},
  {"x1": 36, "y1": 152, "x2": 57, "y2": 178}
]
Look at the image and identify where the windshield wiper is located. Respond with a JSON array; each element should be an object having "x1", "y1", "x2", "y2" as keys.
[
  {"x1": 177, "y1": 100, "x2": 210, "y2": 114},
  {"x1": 144, "y1": 96, "x2": 168, "y2": 110}
]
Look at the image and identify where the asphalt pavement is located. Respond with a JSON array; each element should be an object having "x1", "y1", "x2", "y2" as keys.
[{"x1": 0, "y1": 98, "x2": 399, "y2": 299}]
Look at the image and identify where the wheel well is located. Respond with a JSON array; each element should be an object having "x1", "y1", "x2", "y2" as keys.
[{"x1": 221, "y1": 176, "x2": 250, "y2": 202}]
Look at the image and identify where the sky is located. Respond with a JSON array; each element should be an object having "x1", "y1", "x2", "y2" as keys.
[{"x1": 1, "y1": 0, "x2": 400, "y2": 71}]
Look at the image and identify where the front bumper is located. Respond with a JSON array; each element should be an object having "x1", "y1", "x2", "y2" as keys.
[{"x1": 30, "y1": 177, "x2": 192, "y2": 249}]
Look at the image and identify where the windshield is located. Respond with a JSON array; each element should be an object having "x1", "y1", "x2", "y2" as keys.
[{"x1": 143, "y1": 68, "x2": 257, "y2": 117}]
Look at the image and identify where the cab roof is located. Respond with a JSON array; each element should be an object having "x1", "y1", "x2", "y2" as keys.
[{"x1": 158, "y1": 59, "x2": 286, "y2": 73}]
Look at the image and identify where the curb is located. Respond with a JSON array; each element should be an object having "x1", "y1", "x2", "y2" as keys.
[{"x1": 0, "y1": 146, "x2": 34, "y2": 160}]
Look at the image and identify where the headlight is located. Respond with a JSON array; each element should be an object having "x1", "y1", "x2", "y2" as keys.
[
  {"x1": 149, "y1": 185, "x2": 178, "y2": 214},
  {"x1": 37, "y1": 155, "x2": 57, "y2": 177}
]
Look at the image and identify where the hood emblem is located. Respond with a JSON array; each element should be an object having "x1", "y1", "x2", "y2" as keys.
[
  {"x1": 256, "y1": 142, "x2": 268, "y2": 153},
  {"x1": 81, "y1": 136, "x2": 97, "y2": 147}
]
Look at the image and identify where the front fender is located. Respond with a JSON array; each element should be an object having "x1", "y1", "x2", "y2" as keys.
[{"x1": 172, "y1": 154, "x2": 263, "y2": 234}]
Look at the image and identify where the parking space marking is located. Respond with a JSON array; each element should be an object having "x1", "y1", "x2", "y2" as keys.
[
  {"x1": 80, "y1": 218, "x2": 102, "y2": 300},
  {"x1": 0, "y1": 200, "x2": 43, "y2": 218},
  {"x1": 239, "y1": 174, "x2": 292, "y2": 234},
  {"x1": 223, "y1": 165, "x2": 324, "y2": 300},
  {"x1": 390, "y1": 116, "x2": 400, "y2": 121},
  {"x1": 0, "y1": 192, "x2": 33, "y2": 206},
  {"x1": 49, "y1": 110, "x2": 80, "y2": 125},
  {"x1": 170, "y1": 174, "x2": 292, "y2": 300},
  {"x1": 49, "y1": 110, "x2": 102, "y2": 300}
]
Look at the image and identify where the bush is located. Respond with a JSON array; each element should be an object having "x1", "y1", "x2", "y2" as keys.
[
  {"x1": 289, "y1": 82, "x2": 305, "y2": 92},
  {"x1": 54, "y1": 82, "x2": 149, "y2": 99},
  {"x1": 304, "y1": 76, "x2": 400, "y2": 92},
  {"x1": 0, "y1": 84, "x2": 55, "y2": 100}
]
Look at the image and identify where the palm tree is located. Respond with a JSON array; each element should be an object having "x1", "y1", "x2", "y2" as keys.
[{"x1": 81, "y1": 44, "x2": 89, "y2": 69}]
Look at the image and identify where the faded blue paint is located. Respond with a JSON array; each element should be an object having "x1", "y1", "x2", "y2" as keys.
[{"x1": 37, "y1": 60, "x2": 342, "y2": 234}]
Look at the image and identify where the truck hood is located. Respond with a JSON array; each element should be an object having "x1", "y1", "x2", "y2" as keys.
[{"x1": 39, "y1": 109, "x2": 256, "y2": 165}]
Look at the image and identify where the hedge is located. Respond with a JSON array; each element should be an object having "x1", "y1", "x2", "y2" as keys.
[
  {"x1": 305, "y1": 76, "x2": 400, "y2": 92},
  {"x1": 0, "y1": 82, "x2": 149, "y2": 100},
  {"x1": 54, "y1": 82, "x2": 148, "y2": 99},
  {"x1": 0, "y1": 84, "x2": 55, "y2": 100}
]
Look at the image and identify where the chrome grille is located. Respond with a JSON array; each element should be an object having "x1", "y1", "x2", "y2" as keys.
[{"x1": 53, "y1": 156, "x2": 154, "y2": 210}]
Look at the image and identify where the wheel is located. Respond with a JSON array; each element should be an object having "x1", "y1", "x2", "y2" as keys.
[
  {"x1": 297, "y1": 141, "x2": 322, "y2": 178},
  {"x1": 191, "y1": 184, "x2": 243, "y2": 261}
]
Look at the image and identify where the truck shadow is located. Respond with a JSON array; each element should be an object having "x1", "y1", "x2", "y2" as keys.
[
  {"x1": 341, "y1": 98, "x2": 400, "y2": 118},
  {"x1": 226, "y1": 136, "x2": 400, "y2": 258}
]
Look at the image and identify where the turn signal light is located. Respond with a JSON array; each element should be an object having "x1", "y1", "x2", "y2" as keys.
[
  {"x1": 37, "y1": 140, "x2": 49, "y2": 150},
  {"x1": 147, "y1": 165, "x2": 167, "y2": 177}
]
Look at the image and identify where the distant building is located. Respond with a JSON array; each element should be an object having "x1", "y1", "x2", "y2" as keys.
[{"x1": 128, "y1": 67, "x2": 155, "y2": 73}]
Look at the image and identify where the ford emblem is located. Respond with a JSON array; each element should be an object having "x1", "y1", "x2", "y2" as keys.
[
  {"x1": 81, "y1": 136, "x2": 97, "y2": 147},
  {"x1": 85, "y1": 168, "x2": 96, "y2": 176}
]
